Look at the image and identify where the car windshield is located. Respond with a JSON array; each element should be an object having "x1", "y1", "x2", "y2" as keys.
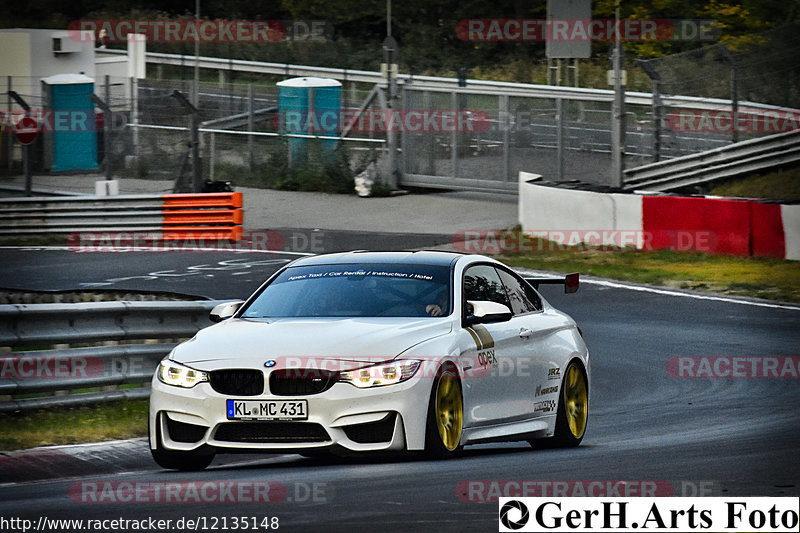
[{"x1": 241, "y1": 263, "x2": 451, "y2": 318}]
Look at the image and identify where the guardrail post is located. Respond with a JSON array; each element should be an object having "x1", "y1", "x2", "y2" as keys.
[
  {"x1": 652, "y1": 79, "x2": 662, "y2": 162},
  {"x1": 171, "y1": 90, "x2": 202, "y2": 192},
  {"x1": 3, "y1": 76, "x2": 10, "y2": 170},
  {"x1": 637, "y1": 58, "x2": 663, "y2": 163},
  {"x1": 131, "y1": 77, "x2": 139, "y2": 162},
  {"x1": 90, "y1": 84, "x2": 113, "y2": 181},
  {"x1": 400, "y1": 81, "x2": 408, "y2": 178},
  {"x1": 192, "y1": 104, "x2": 201, "y2": 192},
  {"x1": 247, "y1": 84, "x2": 254, "y2": 172},
  {"x1": 423, "y1": 90, "x2": 434, "y2": 175},
  {"x1": 610, "y1": 41, "x2": 626, "y2": 188},
  {"x1": 502, "y1": 94, "x2": 510, "y2": 182},
  {"x1": 105, "y1": 75, "x2": 112, "y2": 179},
  {"x1": 386, "y1": 105, "x2": 398, "y2": 189},
  {"x1": 7, "y1": 91, "x2": 33, "y2": 196},
  {"x1": 556, "y1": 97, "x2": 565, "y2": 181},
  {"x1": 451, "y1": 91, "x2": 458, "y2": 180},
  {"x1": 209, "y1": 132, "x2": 215, "y2": 180},
  {"x1": 721, "y1": 46, "x2": 739, "y2": 144}
]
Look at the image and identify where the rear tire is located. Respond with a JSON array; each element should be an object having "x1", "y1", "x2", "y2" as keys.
[
  {"x1": 424, "y1": 367, "x2": 463, "y2": 458},
  {"x1": 531, "y1": 360, "x2": 588, "y2": 449},
  {"x1": 150, "y1": 415, "x2": 215, "y2": 471}
]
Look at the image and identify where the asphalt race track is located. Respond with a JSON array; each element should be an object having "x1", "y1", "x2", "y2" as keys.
[
  {"x1": 1, "y1": 243, "x2": 799, "y2": 532},
  {"x1": 0, "y1": 229, "x2": 456, "y2": 299}
]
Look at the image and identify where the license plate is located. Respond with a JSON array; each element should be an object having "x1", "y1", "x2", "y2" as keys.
[{"x1": 226, "y1": 399, "x2": 308, "y2": 420}]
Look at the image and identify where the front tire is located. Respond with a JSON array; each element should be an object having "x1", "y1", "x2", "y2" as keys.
[
  {"x1": 424, "y1": 367, "x2": 463, "y2": 458},
  {"x1": 150, "y1": 415, "x2": 215, "y2": 471},
  {"x1": 532, "y1": 360, "x2": 588, "y2": 448}
]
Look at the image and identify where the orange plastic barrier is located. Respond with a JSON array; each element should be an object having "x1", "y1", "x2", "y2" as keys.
[
  {"x1": 160, "y1": 226, "x2": 243, "y2": 241},
  {"x1": 160, "y1": 192, "x2": 244, "y2": 241},
  {"x1": 162, "y1": 209, "x2": 244, "y2": 225},
  {"x1": 162, "y1": 192, "x2": 243, "y2": 209}
]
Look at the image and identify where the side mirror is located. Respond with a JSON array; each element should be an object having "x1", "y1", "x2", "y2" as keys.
[
  {"x1": 209, "y1": 301, "x2": 244, "y2": 322},
  {"x1": 465, "y1": 300, "x2": 512, "y2": 325}
]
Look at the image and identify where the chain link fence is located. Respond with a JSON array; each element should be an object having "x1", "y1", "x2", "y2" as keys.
[
  {"x1": 400, "y1": 88, "x2": 621, "y2": 190},
  {"x1": 3, "y1": 26, "x2": 798, "y2": 194},
  {"x1": 398, "y1": 81, "x2": 737, "y2": 190},
  {"x1": 128, "y1": 79, "x2": 385, "y2": 190},
  {"x1": 638, "y1": 23, "x2": 800, "y2": 108},
  {"x1": 636, "y1": 23, "x2": 800, "y2": 159}
]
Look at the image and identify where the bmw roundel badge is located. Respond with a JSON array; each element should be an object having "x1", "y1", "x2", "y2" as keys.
[{"x1": 264, "y1": 360, "x2": 276, "y2": 368}]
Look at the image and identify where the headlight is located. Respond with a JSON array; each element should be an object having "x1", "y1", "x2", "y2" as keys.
[
  {"x1": 157, "y1": 359, "x2": 209, "y2": 388},
  {"x1": 338, "y1": 360, "x2": 421, "y2": 388}
]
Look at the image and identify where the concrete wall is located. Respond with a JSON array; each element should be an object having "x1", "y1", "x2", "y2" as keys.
[
  {"x1": 518, "y1": 171, "x2": 644, "y2": 248},
  {"x1": 518, "y1": 171, "x2": 797, "y2": 259},
  {"x1": 782, "y1": 204, "x2": 800, "y2": 261},
  {"x1": 95, "y1": 58, "x2": 131, "y2": 101},
  {"x1": 0, "y1": 29, "x2": 95, "y2": 100},
  {"x1": 0, "y1": 32, "x2": 32, "y2": 80}
]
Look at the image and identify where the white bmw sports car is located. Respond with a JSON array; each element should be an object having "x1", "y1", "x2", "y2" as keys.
[{"x1": 149, "y1": 251, "x2": 589, "y2": 470}]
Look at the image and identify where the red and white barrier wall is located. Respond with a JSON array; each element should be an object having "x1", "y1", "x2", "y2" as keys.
[{"x1": 518, "y1": 172, "x2": 800, "y2": 260}]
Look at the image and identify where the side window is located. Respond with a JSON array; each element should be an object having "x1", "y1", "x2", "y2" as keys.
[
  {"x1": 497, "y1": 268, "x2": 542, "y2": 314},
  {"x1": 463, "y1": 265, "x2": 510, "y2": 309}
]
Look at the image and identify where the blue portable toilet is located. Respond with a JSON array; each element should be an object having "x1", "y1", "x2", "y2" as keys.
[
  {"x1": 41, "y1": 74, "x2": 98, "y2": 172},
  {"x1": 277, "y1": 77, "x2": 341, "y2": 166}
]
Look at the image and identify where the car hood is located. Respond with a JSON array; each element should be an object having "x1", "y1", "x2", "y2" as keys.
[{"x1": 171, "y1": 317, "x2": 453, "y2": 371}]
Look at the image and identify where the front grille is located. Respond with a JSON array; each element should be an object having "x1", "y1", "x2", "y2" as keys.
[
  {"x1": 166, "y1": 416, "x2": 208, "y2": 443},
  {"x1": 209, "y1": 369, "x2": 264, "y2": 396},
  {"x1": 269, "y1": 369, "x2": 337, "y2": 396},
  {"x1": 342, "y1": 413, "x2": 397, "y2": 444},
  {"x1": 214, "y1": 422, "x2": 330, "y2": 443}
]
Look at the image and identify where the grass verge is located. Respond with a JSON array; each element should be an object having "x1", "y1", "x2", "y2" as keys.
[
  {"x1": 0, "y1": 400, "x2": 149, "y2": 452},
  {"x1": 499, "y1": 247, "x2": 800, "y2": 303},
  {"x1": 710, "y1": 167, "x2": 800, "y2": 200}
]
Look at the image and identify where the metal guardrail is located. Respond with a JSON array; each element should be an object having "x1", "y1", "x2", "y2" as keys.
[
  {"x1": 623, "y1": 129, "x2": 800, "y2": 192},
  {"x1": 0, "y1": 300, "x2": 224, "y2": 412},
  {"x1": 0, "y1": 192, "x2": 244, "y2": 239},
  {"x1": 97, "y1": 49, "x2": 799, "y2": 114},
  {"x1": 0, "y1": 185, "x2": 85, "y2": 197},
  {"x1": 130, "y1": 123, "x2": 386, "y2": 144}
]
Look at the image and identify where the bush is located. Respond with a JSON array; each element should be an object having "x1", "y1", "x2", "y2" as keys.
[{"x1": 204, "y1": 139, "x2": 381, "y2": 195}]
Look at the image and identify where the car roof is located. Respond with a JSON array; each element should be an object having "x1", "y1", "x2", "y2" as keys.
[{"x1": 288, "y1": 250, "x2": 466, "y2": 268}]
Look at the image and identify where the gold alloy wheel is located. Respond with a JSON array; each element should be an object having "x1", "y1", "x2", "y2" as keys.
[
  {"x1": 564, "y1": 364, "x2": 588, "y2": 439},
  {"x1": 435, "y1": 374, "x2": 463, "y2": 451}
]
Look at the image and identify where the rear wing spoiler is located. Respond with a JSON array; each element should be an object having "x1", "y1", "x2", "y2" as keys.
[{"x1": 523, "y1": 273, "x2": 580, "y2": 294}]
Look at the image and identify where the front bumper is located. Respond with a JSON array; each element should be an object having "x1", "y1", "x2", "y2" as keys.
[{"x1": 149, "y1": 372, "x2": 433, "y2": 453}]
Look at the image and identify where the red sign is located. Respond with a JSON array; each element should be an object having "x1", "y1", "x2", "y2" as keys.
[{"x1": 15, "y1": 116, "x2": 38, "y2": 145}]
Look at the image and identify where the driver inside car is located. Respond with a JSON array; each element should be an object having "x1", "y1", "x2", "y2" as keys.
[{"x1": 425, "y1": 287, "x2": 448, "y2": 317}]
